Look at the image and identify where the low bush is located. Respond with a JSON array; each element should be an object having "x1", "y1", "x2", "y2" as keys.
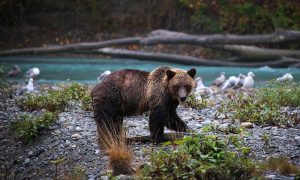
[
  {"x1": 183, "y1": 93, "x2": 211, "y2": 110},
  {"x1": 219, "y1": 82, "x2": 299, "y2": 126},
  {"x1": 11, "y1": 112, "x2": 58, "y2": 143},
  {"x1": 22, "y1": 82, "x2": 92, "y2": 112},
  {"x1": 258, "y1": 81, "x2": 300, "y2": 107},
  {"x1": 139, "y1": 134, "x2": 262, "y2": 179}
]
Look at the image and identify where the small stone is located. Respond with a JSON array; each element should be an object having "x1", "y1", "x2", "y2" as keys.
[
  {"x1": 240, "y1": 122, "x2": 254, "y2": 128},
  {"x1": 100, "y1": 176, "x2": 109, "y2": 180},
  {"x1": 28, "y1": 151, "x2": 33, "y2": 156},
  {"x1": 0, "y1": 139, "x2": 9, "y2": 145},
  {"x1": 95, "y1": 150, "x2": 100, "y2": 155},
  {"x1": 72, "y1": 133, "x2": 81, "y2": 139},
  {"x1": 71, "y1": 144, "x2": 77, "y2": 148},
  {"x1": 219, "y1": 123, "x2": 228, "y2": 131},
  {"x1": 24, "y1": 158, "x2": 30, "y2": 164},
  {"x1": 218, "y1": 113, "x2": 226, "y2": 119},
  {"x1": 263, "y1": 126, "x2": 271, "y2": 130},
  {"x1": 182, "y1": 116, "x2": 193, "y2": 121},
  {"x1": 295, "y1": 136, "x2": 300, "y2": 145},
  {"x1": 75, "y1": 127, "x2": 82, "y2": 131},
  {"x1": 65, "y1": 140, "x2": 71, "y2": 145},
  {"x1": 265, "y1": 174, "x2": 276, "y2": 179},
  {"x1": 117, "y1": 175, "x2": 134, "y2": 180}
]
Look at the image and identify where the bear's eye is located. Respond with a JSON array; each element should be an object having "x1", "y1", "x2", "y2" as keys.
[{"x1": 185, "y1": 86, "x2": 191, "y2": 92}]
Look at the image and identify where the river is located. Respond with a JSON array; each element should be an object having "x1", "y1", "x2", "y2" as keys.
[{"x1": 1, "y1": 56, "x2": 300, "y2": 86}]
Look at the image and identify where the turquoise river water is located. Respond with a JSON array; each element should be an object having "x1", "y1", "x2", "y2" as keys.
[{"x1": 1, "y1": 56, "x2": 300, "y2": 86}]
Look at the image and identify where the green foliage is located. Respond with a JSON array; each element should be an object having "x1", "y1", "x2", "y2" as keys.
[
  {"x1": 70, "y1": 166, "x2": 87, "y2": 180},
  {"x1": 219, "y1": 82, "x2": 300, "y2": 126},
  {"x1": 220, "y1": 95, "x2": 291, "y2": 126},
  {"x1": 22, "y1": 82, "x2": 92, "y2": 112},
  {"x1": 202, "y1": 124, "x2": 245, "y2": 135},
  {"x1": 183, "y1": 93, "x2": 210, "y2": 109},
  {"x1": 0, "y1": 65, "x2": 9, "y2": 92},
  {"x1": 11, "y1": 112, "x2": 58, "y2": 143},
  {"x1": 258, "y1": 81, "x2": 300, "y2": 107},
  {"x1": 180, "y1": 0, "x2": 300, "y2": 34},
  {"x1": 139, "y1": 134, "x2": 262, "y2": 179}
]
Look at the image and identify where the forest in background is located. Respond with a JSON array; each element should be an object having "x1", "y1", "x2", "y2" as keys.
[{"x1": 0, "y1": 0, "x2": 300, "y2": 50}]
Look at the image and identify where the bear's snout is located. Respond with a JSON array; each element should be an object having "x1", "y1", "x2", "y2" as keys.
[
  {"x1": 178, "y1": 86, "x2": 187, "y2": 102},
  {"x1": 180, "y1": 97, "x2": 187, "y2": 102}
]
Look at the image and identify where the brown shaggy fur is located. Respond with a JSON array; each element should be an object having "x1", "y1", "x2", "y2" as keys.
[{"x1": 91, "y1": 66, "x2": 196, "y2": 143}]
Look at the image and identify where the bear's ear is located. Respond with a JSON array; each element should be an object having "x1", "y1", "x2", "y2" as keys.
[
  {"x1": 187, "y1": 68, "x2": 196, "y2": 78},
  {"x1": 166, "y1": 70, "x2": 176, "y2": 80}
]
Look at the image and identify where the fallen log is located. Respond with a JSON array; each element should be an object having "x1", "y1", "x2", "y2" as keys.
[
  {"x1": 0, "y1": 37, "x2": 141, "y2": 56},
  {"x1": 142, "y1": 29, "x2": 300, "y2": 45},
  {"x1": 213, "y1": 45, "x2": 300, "y2": 60},
  {"x1": 97, "y1": 48, "x2": 300, "y2": 67}
]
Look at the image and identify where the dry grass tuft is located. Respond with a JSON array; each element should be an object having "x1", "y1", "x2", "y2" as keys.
[
  {"x1": 266, "y1": 156, "x2": 300, "y2": 175},
  {"x1": 97, "y1": 124, "x2": 134, "y2": 176}
]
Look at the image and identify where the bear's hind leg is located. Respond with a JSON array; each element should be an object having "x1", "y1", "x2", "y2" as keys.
[{"x1": 94, "y1": 109, "x2": 123, "y2": 149}]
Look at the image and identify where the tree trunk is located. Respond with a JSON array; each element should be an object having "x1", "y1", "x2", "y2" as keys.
[
  {"x1": 142, "y1": 29, "x2": 300, "y2": 45},
  {"x1": 97, "y1": 48, "x2": 300, "y2": 67},
  {"x1": 212, "y1": 45, "x2": 300, "y2": 60},
  {"x1": 0, "y1": 37, "x2": 141, "y2": 56}
]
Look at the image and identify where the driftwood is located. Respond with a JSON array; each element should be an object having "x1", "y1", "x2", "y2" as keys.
[
  {"x1": 0, "y1": 29, "x2": 300, "y2": 67},
  {"x1": 98, "y1": 48, "x2": 300, "y2": 67},
  {"x1": 142, "y1": 29, "x2": 300, "y2": 45},
  {"x1": 0, "y1": 37, "x2": 141, "y2": 56},
  {"x1": 213, "y1": 45, "x2": 300, "y2": 60}
]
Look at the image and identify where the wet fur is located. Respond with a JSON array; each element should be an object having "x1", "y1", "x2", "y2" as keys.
[{"x1": 91, "y1": 66, "x2": 196, "y2": 142}]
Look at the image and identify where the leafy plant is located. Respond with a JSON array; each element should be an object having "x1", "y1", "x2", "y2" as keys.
[
  {"x1": 139, "y1": 134, "x2": 262, "y2": 179},
  {"x1": 258, "y1": 81, "x2": 300, "y2": 107},
  {"x1": 11, "y1": 112, "x2": 58, "y2": 143},
  {"x1": 21, "y1": 82, "x2": 92, "y2": 112},
  {"x1": 183, "y1": 93, "x2": 210, "y2": 109},
  {"x1": 0, "y1": 65, "x2": 10, "y2": 92}
]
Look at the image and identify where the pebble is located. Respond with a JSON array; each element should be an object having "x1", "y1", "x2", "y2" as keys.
[
  {"x1": 295, "y1": 136, "x2": 300, "y2": 145},
  {"x1": 24, "y1": 158, "x2": 30, "y2": 164},
  {"x1": 95, "y1": 150, "x2": 100, "y2": 155},
  {"x1": 75, "y1": 127, "x2": 82, "y2": 131},
  {"x1": 71, "y1": 133, "x2": 81, "y2": 139},
  {"x1": 240, "y1": 122, "x2": 254, "y2": 128},
  {"x1": 28, "y1": 151, "x2": 33, "y2": 156}
]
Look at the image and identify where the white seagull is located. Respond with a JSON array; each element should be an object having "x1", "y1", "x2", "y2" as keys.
[
  {"x1": 211, "y1": 72, "x2": 226, "y2": 87},
  {"x1": 26, "y1": 78, "x2": 34, "y2": 92},
  {"x1": 195, "y1": 77, "x2": 213, "y2": 99},
  {"x1": 97, "y1": 70, "x2": 111, "y2": 83},
  {"x1": 7, "y1": 65, "x2": 21, "y2": 77},
  {"x1": 233, "y1": 74, "x2": 246, "y2": 89},
  {"x1": 277, "y1": 73, "x2": 293, "y2": 82},
  {"x1": 242, "y1": 72, "x2": 255, "y2": 89},
  {"x1": 221, "y1": 76, "x2": 238, "y2": 92},
  {"x1": 24, "y1": 67, "x2": 40, "y2": 79}
]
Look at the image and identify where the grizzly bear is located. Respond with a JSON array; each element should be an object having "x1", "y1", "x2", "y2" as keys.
[{"x1": 91, "y1": 66, "x2": 196, "y2": 143}]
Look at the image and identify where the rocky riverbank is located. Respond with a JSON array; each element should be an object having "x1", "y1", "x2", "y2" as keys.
[{"x1": 0, "y1": 84, "x2": 300, "y2": 179}]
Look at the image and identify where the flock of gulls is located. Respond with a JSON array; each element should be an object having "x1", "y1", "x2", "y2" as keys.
[
  {"x1": 194, "y1": 71, "x2": 294, "y2": 100},
  {"x1": 7, "y1": 65, "x2": 40, "y2": 93},
  {"x1": 6, "y1": 65, "x2": 294, "y2": 99}
]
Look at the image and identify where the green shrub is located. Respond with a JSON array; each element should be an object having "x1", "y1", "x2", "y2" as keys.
[
  {"x1": 183, "y1": 93, "x2": 211, "y2": 110},
  {"x1": 0, "y1": 65, "x2": 9, "y2": 92},
  {"x1": 11, "y1": 112, "x2": 58, "y2": 143},
  {"x1": 220, "y1": 95, "x2": 290, "y2": 126},
  {"x1": 258, "y1": 81, "x2": 300, "y2": 107},
  {"x1": 139, "y1": 134, "x2": 262, "y2": 179},
  {"x1": 22, "y1": 82, "x2": 92, "y2": 112}
]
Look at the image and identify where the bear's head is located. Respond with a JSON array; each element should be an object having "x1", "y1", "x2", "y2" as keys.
[{"x1": 166, "y1": 68, "x2": 196, "y2": 102}]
